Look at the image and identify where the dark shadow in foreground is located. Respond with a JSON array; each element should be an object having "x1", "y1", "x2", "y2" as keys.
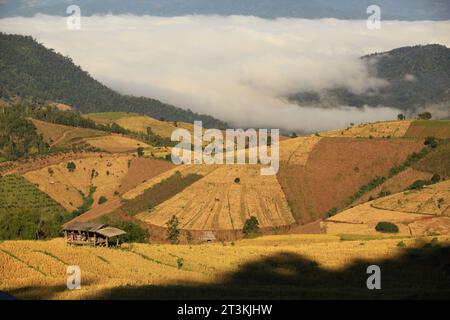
[{"x1": 7, "y1": 244, "x2": 450, "y2": 299}]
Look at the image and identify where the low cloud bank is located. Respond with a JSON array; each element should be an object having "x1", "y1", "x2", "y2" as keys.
[{"x1": 1, "y1": 15, "x2": 449, "y2": 132}]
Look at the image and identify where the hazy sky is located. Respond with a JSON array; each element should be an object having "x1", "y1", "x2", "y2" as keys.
[{"x1": 1, "y1": 15, "x2": 449, "y2": 131}]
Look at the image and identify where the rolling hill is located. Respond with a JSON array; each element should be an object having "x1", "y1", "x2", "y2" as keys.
[
  {"x1": 2, "y1": 0, "x2": 449, "y2": 20},
  {"x1": 289, "y1": 45, "x2": 450, "y2": 116},
  {"x1": 326, "y1": 179, "x2": 450, "y2": 236},
  {"x1": 0, "y1": 33, "x2": 227, "y2": 129},
  {"x1": 1, "y1": 112, "x2": 450, "y2": 243},
  {"x1": 85, "y1": 112, "x2": 196, "y2": 139},
  {"x1": 1, "y1": 116, "x2": 450, "y2": 300}
]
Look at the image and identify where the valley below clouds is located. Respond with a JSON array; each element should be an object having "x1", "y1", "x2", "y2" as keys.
[{"x1": 1, "y1": 15, "x2": 449, "y2": 132}]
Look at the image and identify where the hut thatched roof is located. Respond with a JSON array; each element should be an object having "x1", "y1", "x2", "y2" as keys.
[
  {"x1": 63, "y1": 221, "x2": 107, "y2": 232},
  {"x1": 63, "y1": 222, "x2": 126, "y2": 237},
  {"x1": 96, "y1": 227, "x2": 127, "y2": 238}
]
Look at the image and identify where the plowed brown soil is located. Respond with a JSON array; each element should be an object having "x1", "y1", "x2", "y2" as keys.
[{"x1": 277, "y1": 137, "x2": 424, "y2": 224}]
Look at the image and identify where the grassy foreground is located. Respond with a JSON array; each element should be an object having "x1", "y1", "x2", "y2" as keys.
[{"x1": 1, "y1": 234, "x2": 449, "y2": 299}]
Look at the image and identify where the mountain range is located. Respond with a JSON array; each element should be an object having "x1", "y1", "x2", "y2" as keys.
[
  {"x1": 0, "y1": 0, "x2": 449, "y2": 20},
  {"x1": 289, "y1": 44, "x2": 450, "y2": 117}
]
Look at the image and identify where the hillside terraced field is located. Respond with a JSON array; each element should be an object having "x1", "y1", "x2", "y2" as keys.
[
  {"x1": 352, "y1": 167, "x2": 433, "y2": 206},
  {"x1": 1, "y1": 235, "x2": 449, "y2": 299},
  {"x1": 326, "y1": 180, "x2": 450, "y2": 236},
  {"x1": 321, "y1": 121, "x2": 411, "y2": 138},
  {"x1": 83, "y1": 112, "x2": 139, "y2": 124},
  {"x1": 84, "y1": 135, "x2": 150, "y2": 153},
  {"x1": 30, "y1": 119, "x2": 73, "y2": 145},
  {"x1": 137, "y1": 165, "x2": 295, "y2": 230},
  {"x1": 373, "y1": 179, "x2": 450, "y2": 216},
  {"x1": 0, "y1": 174, "x2": 68, "y2": 218},
  {"x1": 121, "y1": 164, "x2": 217, "y2": 200},
  {"x1": 0, "y1": 175, "x2": 70, "y2": 240},
  {"x1": 116, "y1": 115, "x2": 194, "y2": 138},
  {"x1": 85, "y1": 112, "x2": 194, "y2": 138},
  {"x1": 413, "y1": 139, "x2": 450, "y2": 177},
  {"x1": 277, "y1": 137, "x2": 424, "y2": 224},
  {"x1": 279, "y1": 135, "x2": 322, "y2": 164},
  {"x1": 31, "y1": 119, "x2": 107, "y2": 148},
  {"x1": 23, "y1": 156, "x2": 132, "y2": 211},
  {"x1": 405, "y1": 120, "x2": 450, "y2": 139}
]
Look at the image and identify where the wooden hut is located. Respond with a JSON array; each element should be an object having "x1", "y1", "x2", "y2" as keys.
[{"x1": 63, "y1": 221, "x2": 126, "y2": 247}]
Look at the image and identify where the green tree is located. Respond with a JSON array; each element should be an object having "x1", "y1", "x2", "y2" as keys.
[
  {"x1": 166, "y1": 215, "x2": 180, "y2": 244},
  {"x1": 136, "y1": 147, "x2": 144, "y2": 157},
  {"x1": 397, "y1": 113, "x2": 405, "y2": 120},
  {"x1": 100, "y1": 214, "x2": 149, "y2": 243},
  {"x1": 375, "y1": 221, "x2": 399, "y2": 233},
  {"x1": 186, "y1": 230, "x2": 193, "y2": 243},
  {"x1": 98, "y1": 196, "x2": 108, "y2": 205},
  {"x1": 242, "y1": 216, "x2": 260, "y2": 237},
  {"x1": 424, "y1": 136, "x2": 438, "y2": 148},
  {"x1": 418, "y1": 112, "x2": 432, "y2": 120},
  {"x1": 67, "y1": 161, "x2": 76, "y2": 172},
  {"x1": 431, "y1": 174, "x2": 441, "y2": 184}
]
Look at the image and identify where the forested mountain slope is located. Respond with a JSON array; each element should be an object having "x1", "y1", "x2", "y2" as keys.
[
  {"x1": 289, "y1": 45, "x2": 450, "y2": 115},
  {"x1": 0, "y1": 33, "x2": 227, "y2": 128}
]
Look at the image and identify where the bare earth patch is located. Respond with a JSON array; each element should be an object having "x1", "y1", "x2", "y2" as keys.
[{"x1": 277, "y1": 137, "x2": 424, "y2": 224}]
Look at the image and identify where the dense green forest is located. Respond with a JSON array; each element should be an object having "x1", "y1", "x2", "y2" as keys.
[
  {"x1": 289, "y1": 44, "x2": 450, "y2": 113},
  {"x1": 0, "y1": 105, "x2": 49, "y2": 161},
  {"x1": 0, "y1": 33, "x2": 227, "y2": 128}
]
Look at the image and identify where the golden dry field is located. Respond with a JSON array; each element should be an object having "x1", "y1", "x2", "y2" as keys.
[
  {"x1": 121, "y1": 163, "x2": 217, "y2": 200},
  {"x1": 352, "y1": 167, "x2": 433, "y2": 206},
  {"x1": 321, "y1": 120, "x2": 412, "y2": 138},
  {"x1": 84, "y1": 135, "x2": 150, "y2": 153},
  {"x1": 30, "y1": 119, "x2": 73, "y2": 145},
  {"x1": 85, "y1": 112, "x2": 195, "y2": 138},
  {"x1": 116, "y1": 115, "x2": 194, "y2": 138},
  {"x1": 137, "y1": 164, "x2": 295, "y2": 230},
  {"x1": 31, "y1": 119, "x2": 107, "y2": 148},
  {"x1": 1, "y1": 235, "x2": 449, "y2": 299},
  {"x1": 279, "y1": 135, "x2": 321, "y2": 164},
  {"x1": 23, "y1": 155, "x2": 133, "y2": 211},
  {"x1": 326, "y1": 180, "x2": 450, "y2": 236},
  {"x1": 373, "y1": 179, "x2": 450, "y2": 215}
]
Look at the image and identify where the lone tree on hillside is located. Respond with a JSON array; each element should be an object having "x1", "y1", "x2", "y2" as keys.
[
  {"x1": 136, "y1": 147, "x2": 144, "y2": 157},
  {"x1": 166, "y1": 215, "x2": 180, "y2": 244},
  {"x1": 98, "y1": 196, "x2": 108, "y2": 205},
  {"x1": 242, "y1": 216, "x2": 260, "y2": 237},
  {"x1": 397, "y1": 113, "x2": 405, "y2": 120},
  {"x1": 424, "y1": 136, "x2": 438, "y2": 148},
  {"x1": 67, "y1": 161, "x2": 76, "y2": 172},
  {"x1": 375, "y1": 221, "x2": 399, "y2": 233},
  {"x1": 418, "y1": 112, "x2": 432, "y2": 120}
]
